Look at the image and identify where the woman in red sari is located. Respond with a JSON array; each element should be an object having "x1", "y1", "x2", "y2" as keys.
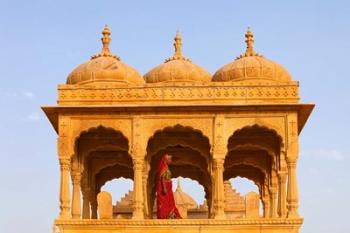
[{"x1": 156, "y1": 154, "x2": 182, "y2": 219}]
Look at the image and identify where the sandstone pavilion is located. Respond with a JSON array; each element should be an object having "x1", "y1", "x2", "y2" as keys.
[{"x1": 43, "y1": 26, "x2": 314, "y2": 233}]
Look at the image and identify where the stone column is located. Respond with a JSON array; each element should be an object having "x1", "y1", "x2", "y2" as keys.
[
  {"x1": 71, "y1": 171, "x2": 82, "y2": 219},
  {"x1": 269, "y1": 187, "x2": 277, "y2": 218},
  {"x1": 82, "y1": 186, "x2": 91, "y2": 219},
  {"x1": 212, "y1": 158, "x2": 225, "y2": 219},
  {"x1": 262, "y1": 194, "x2": 270, "y2": 218},
  {"x1": 59, "y1": 157, "x2": 71, "y2": 219},
  {"x1": 286, "y1": 114, "x2": 299, "y2": 218},
  {"x1": 91, "y1": 198, "x2": 98, "y2": 219},
  {"x1": 287, "y1": 158, "x2": 299, "y2": 218},
  {"x1": 142, "y1": 174, "x2": 149, "y2": 218},
  {"x1": 90, "y1": 184, "x2": 98, "y2": 219},
  {"x1": 278, "y1": 171, "x2": 287, "y2": 218},
  {"x1": 132, "y1": 158, "x2": 144, "y2": 219}
]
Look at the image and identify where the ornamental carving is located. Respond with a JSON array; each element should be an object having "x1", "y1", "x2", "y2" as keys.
[{"x1": 58, "y1": 84, "x2": 299, "y2": 105}]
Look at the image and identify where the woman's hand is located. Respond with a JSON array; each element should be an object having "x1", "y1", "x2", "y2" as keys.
[{"x1": 163, "y1": 187, "x2": 167, "y2": 194}]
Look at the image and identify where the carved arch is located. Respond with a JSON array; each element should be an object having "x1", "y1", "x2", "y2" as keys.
[
  {"x1": 146, "y1": 124, "x2": 211, "y2": 156},
  {"x1": 70, "y1": 120, "x2": 132, "y2": 158},
  {"x1": 142, "y1": 119, "x2": 213, "y2": 151},
  {"x1": 224, "y1": 121, "x2": 285, "y2": 150}
]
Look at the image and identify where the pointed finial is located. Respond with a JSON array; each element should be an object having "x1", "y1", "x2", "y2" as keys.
[
  {"x1": 236, "y1": 27, "x2": 262, "y2": 60},
  {"x1": 91, "y1": 25, "x2": 120, "y2": 60},
  {"x1": 174, "y1": 31, "x2": 182, "y2": 58},
  {"x1": 165, "y1": 31, "x2": 191, "y2": 62},
  {"x1": 176, "y1": 177, "x2": 182, "y2": 191},
  {"x1": 245, "y1": 27, "x2": 256, "y2": 56}
]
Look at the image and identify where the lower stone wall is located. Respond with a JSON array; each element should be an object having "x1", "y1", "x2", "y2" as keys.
[{"x1": 55, "y1": 219, "x2": 303, "y2": 233}]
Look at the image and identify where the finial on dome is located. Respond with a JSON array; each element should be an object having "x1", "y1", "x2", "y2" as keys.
[
  {"x1": 174, "y1": 31, "x2": 183, "y2": 58},
  {"x1": 165, "y1": 31, "x2": 191, "y2": 63},
  {"x1": 91, "y1": 25, "x2": 120, "y2": 60},
  {"x1": 245, "y1": 27, "x2": 256, "y2": 56},
  {"x1": 236, "y1": 27, "x2": 262, "y2": 60},
  {"x1": 176, "y1": 177, "x2": 182, "y2": 191}
]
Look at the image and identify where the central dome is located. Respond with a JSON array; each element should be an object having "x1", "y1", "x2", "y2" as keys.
[
  {"x1": 144, "y1": 32, "x2": 211, "y2": 83},
  {"x1": 66, "y1": 26, "x2": 144, "y2": 85}
]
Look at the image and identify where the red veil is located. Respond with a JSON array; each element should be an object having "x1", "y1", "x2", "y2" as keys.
[{"x1": 156, "y1": 154, "x2": 181, "y2": 219}]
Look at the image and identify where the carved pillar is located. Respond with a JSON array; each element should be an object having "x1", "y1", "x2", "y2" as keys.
[
  {"x1": 59, "y1": 157, "x2": 71, "y2": 219},
  {"x1": 82, "y1": 186, "x2": 91, "y2": 219},
  {"x1": 278, "y1": 171, "x2": 287, "y2": 218},
  {"x1": 90, "y1": 182, "x2": 98, "y2": 219},
  {"x1": 286, "y1": 114, "x2": 299, "y2": 218},
  {"x1": 71, "y1": 171, "x2": 82, "y2": 219},
  {"x1": 269, "y1": 186, "x2": 277, "y2": 218},
  {"x1": 132, "y1": 158, "x2": 144, "y2": 219},
  {"x1": 142, "y1": 174, "x2": 149, "y2": 218},
  {"x1": 262, "y1": 194, "x2": 270, "y2": 218},
  {"x1": 91, "y1": 197, "x2": 98, "y2": 219},
  {"x1": 212, "y1": 158, "x2": 225, "y2": 219},
  {"x1": 131, "y1": 116, "x2": 145, "y2": 219},
  {"x1": 287, "y1": 158, "x2": 299, "y2": 218}
]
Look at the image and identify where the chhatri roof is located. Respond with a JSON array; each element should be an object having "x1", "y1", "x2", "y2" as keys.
[
  {"x1": 66, "y1": 26, "x2": 144, "y2": 85},
  {"x1": 173, "y1": 178, "x2": 197, "y2": 209},
  {"x1": 43, "y1": 26, "x2": 314, "y2": 134},
  {"x1": 144, "y1": 31, "x2": 211, "y2": 83},
  {"x1": 212, "y1": 28, "x2": 292, "y2": 84}
]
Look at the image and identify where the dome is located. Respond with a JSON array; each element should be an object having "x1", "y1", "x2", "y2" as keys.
[
  {"x1": 212, "y1": 29, "x2": 292, "y2": 84},
  {"x1": 173, "y1": 178, "x2": 197, "y2": 209},
  {"x1": 66, "y1": 26, "x2": 144, "y2": 85},
  {"x1": 144, "y1": 32, "x2": 211, "y2": 83}
]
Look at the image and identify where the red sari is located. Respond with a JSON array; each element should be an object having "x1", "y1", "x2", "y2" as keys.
[{"x1": 156, "y1": 155, "x2": 182, "y2": 219}]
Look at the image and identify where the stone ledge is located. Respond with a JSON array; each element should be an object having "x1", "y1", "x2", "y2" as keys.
[
  {"x1": 55, "y1": 218, "x2": 303, "y2": 226},
  {"x1": 57, "y1": 84, "x2": 299, "y2": 105}
]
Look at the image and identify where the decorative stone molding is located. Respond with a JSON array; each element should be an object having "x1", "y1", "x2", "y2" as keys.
[
  {"x1": 58, "y1": 84, "x2": 299, "y2": 105},
  {"x1": 55, "y1": 218, "x2": 304, "y2": 225}
]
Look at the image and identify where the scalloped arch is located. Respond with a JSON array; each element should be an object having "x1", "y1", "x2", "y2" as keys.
[
  {"x1": 226, "y1": 123, "x2": 284, "y2": 150},
  {"x1": 72, "y1": 123, "x2": 131, "y2": 155},
  {"x1": 146, "y1": 124, "x2": 212, "y2": 160}
]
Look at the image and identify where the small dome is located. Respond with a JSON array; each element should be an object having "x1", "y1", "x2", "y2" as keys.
[
  {"x1": 66, "y1": 26, "x2": 144, "y2": 85},
  {"x1": 174, "y1": 178, "x2": 197, "y2": 209},
  {"x1": 212, "y1": 29, "x2": 292, "y2": 84},
  {"x1": 144, "y1": 32, "x2": 211, "y2": 83}
]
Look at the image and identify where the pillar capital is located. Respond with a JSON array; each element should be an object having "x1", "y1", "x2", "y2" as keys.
[
  {"x1": 286, "y1": 157, "x2": 298, "y2": 165},
  {"x1": 212, "y1": 158, "x2": 224, "y2": 169},
  {"x1": 59, "y1": 157, "x2": 71, "y2": 171},
  {"x1": 269, "y1": 186, "x2": 278, "y2": 194},
  {"x1": 278, "y1": 171, "x2": 287, "y2": 182},
  {"x1": 71, "y1": 171, "x2": 82, "y2": 185}
]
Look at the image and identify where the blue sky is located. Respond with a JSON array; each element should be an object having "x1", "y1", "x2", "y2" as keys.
[{"x1": 0, "y1": 1, "x2": 349, "y2": 233}]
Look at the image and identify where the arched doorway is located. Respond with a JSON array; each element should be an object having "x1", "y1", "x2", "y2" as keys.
[
  {"x1": 224, "y1": 124, "x2": 283, "y2": 218},
  {"x1": 145, "y1": 125, "x2": 212, "y2": 219},
  {"x1": 73, "y1": 126, "x2": 133, "y2": 219}
]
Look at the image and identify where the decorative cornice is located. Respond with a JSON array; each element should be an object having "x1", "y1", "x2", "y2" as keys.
[
  {"x1": 55, "y1": 218, "x2": 303, "y2": 226},
  {"x1": 57, "y1": 84, "x2": 299, "y2": 105}
]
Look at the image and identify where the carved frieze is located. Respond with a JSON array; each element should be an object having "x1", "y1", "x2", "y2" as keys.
[{"x1": 58, "y1": 84, "x2": 299, "y2": 105}]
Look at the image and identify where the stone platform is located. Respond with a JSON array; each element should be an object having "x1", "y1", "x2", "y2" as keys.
[{"x1": 55, "y1": 218, "x2": 303, "y2": 233}]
